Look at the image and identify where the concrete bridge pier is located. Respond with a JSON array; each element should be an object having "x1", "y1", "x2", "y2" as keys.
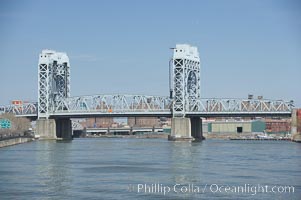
[
  {"x1": 291, "y1": 109, "x2": 301, "y2": 142},
  {"x1": 56, "y1": 119, "x2": 72, "y2": 140},
  {"x1": 36, "y1": 119, "x2": 57, "y2": 140},
  {"x1": 36, "y1": 118, "x2": 72, "y2": 140},
  {"x1": 169, "y1": 117, "x2": 203, "y2": 141},
  {"x1": 191, "y1": 117, "x2": 204, "y2": 140}
]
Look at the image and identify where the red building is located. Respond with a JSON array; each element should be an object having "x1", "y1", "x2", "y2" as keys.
[{"x1": 265, "y1": 119, "x2": 290, "y2": 134}]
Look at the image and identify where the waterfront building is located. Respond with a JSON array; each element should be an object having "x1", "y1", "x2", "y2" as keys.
[{"x1": 206, "y1": 120, "x2": 265, "y2": 134}]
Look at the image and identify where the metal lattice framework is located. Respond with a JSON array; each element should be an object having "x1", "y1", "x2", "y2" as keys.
[
  {"x1": 0, "y1": 103, "x2": 37, "y2": 116},
  {"x1": 72, "y1": 121, "x2": 84, "y2": 130},
  {"x1": 53, "y1": 94, "x2": 171, "y2": 114},
  {"x1": 190, "y1": 98, "x2": 294, "y2": 115},
  {"x1": 38, "y1": 50, "x2": 70, "y2": 119},
  {"x1": 172, "y1": 44, "x2": 201, "y2": 117},
  {"x1": 0, "y1": 98, "x2": 293, "y2": 117}
]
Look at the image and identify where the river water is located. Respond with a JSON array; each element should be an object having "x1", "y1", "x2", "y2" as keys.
[{"x1": 0, "y1": 138, "x2": 300, "y2": 199}]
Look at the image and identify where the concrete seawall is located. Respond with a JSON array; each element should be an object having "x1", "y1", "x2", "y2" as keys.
[{"x1": 0, "y1": 137, "x2": 34, "y2": 148}]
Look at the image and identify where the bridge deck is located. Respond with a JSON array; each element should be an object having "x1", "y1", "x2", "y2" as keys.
[{"x1": 12, "y1": 111, "x2": 292, "y2": 119}]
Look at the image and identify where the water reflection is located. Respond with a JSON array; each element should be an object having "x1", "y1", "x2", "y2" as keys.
[
  {"x1": 35, "y1": 141, "x2": 72, "y2": 198},
  {"x1": 169, "y1": 142, "x2": 203, "y2": 184}
]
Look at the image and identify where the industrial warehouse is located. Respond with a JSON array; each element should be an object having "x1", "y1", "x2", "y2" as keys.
[{"x1": 204, "y1": 120, "x2": 266, "y2": 134}]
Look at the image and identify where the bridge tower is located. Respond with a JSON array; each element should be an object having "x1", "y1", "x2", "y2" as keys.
[
  {"x1": 36, "y1": 50, "x2": 72, "y2": 139},
  {"x1": 169, "y1": 44, "x2": 203, "y2": 141}
]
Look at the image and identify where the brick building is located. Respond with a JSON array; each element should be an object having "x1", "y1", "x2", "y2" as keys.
[
  {"x1": 128, "y1": 117, "x2": 160, "y2": 127},
  {"x1": 264, "y1": 119, "x2": 290, "y2": 134},
  {"x1": 82, "y1": 117, "x2": 114, "y2": 128}
]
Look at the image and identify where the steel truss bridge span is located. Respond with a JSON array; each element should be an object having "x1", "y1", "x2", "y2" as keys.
[
  {"x1": 0, "y1": 102, "x2": 37, "y2": 118},
  {"x1": 0, "y1": 94, "x2": 293, "y2": 118}
]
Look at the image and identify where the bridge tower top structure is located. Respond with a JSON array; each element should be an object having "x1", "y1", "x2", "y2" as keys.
[
  {"x1": 171, "y1": 44, "x2": 201, "y2": 118},
  {"x1": 38, "y1": 50, "x2": 70, "y2": 119}
]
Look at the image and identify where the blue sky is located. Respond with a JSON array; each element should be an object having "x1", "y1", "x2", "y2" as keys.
[{"x1": 0, "y1": 0, "x2": 300, "y2": 106}]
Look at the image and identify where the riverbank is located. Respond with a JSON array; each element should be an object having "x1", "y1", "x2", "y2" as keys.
[
  {"x1": 84, "y1": 132, "x2": 292, "y2": 141},
  {"x1": 204, "y1": 132, "x2": 291, "y2": 139},
  {"x1": 84, "y1": 133, "x2": 169, "y2": 139},
  {"x1": 0, "y1": 136, "x2": 35, "y2": 148},
  {"x1": 229, "y1": 137, "x2": 291, "y2": 141}
]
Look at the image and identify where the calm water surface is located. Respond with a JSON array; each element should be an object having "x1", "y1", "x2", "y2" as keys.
[{"x1": 0, "y1": 138, "x2": 300, "y2": 199}]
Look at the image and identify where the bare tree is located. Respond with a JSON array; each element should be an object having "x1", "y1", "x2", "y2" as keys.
[{"x1": 0, "y1": 113, "x2": 30, "y2": 135}]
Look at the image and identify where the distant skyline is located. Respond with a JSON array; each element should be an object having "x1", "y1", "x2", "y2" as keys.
[{"x1": 0, "y1": 0, "x2": 300, "y2": 106}]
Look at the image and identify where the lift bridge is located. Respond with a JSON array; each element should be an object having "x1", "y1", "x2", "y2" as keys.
[{"x1": 0, "y1": 45, "x2": 294, "y2": 140}]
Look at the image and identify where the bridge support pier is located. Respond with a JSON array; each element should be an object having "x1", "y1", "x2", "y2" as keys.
[
  {"x1": 36, "y1": 119, "x2": 72, "y2": 140},
  {"x1": 191, "y1": 117, "x2": 204, "y2": 140},
  {"x1": 36, "y1": 119, "x2": 57, "y2": 140},
  {"x1": 56, "y1": 119, "x2": 72, "y2": 140},
  {"x1": 169, "y1": 117, "x2": 203, "y2": 141},
  {"x1": 291, "y1": 109, "x2": 301, "y2": 142}
]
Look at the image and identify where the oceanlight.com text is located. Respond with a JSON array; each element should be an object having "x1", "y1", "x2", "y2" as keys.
[{"x1": 128, "y1": 183, "x2": 295, "y2": 196}]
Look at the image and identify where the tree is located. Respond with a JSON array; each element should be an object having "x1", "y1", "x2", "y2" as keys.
[{"x1": 0, "y1": 113, "x2": 30, "y2": 134}]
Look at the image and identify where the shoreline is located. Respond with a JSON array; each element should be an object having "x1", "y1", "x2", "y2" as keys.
[
  {"x1": 0, "y1": 136, "x2": 35, "y2": 148},
  {"x1": 81, "y1": 132, "x2": 294, "y2": 141},
  {"x1": 82, "y1": 133, "x2": 169, "y2": 139}
]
